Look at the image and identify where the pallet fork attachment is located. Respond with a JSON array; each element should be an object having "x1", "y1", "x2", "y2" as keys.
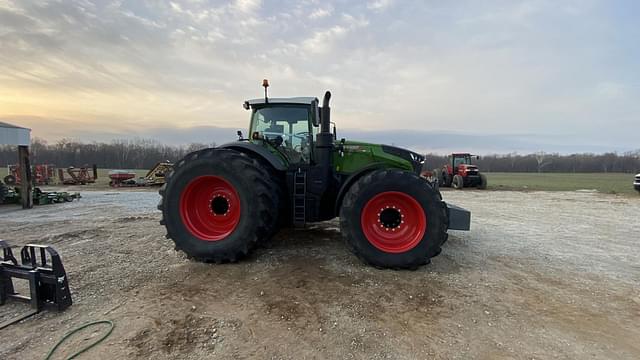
[{"x1": 0, "y1": 240, "x2": 72, "y2": 329}]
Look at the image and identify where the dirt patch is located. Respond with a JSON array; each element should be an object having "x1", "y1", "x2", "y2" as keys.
[{"x1": 0, "y1": 190, "x2": 639, "y2": 359}]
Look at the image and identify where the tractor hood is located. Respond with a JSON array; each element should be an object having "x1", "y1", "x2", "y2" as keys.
[
  {"x1": 459, "y1": 164, "x2": 478, "y2": 170},
  {"x1": 458, "y1": 164, "x2": 479, "y2": 175},
  {"x1": 380, "y1": 144, "x2": 425, "y2": 172},
  {"x1": 336, "y1": 140, "x2": 424, "y2": 174}
]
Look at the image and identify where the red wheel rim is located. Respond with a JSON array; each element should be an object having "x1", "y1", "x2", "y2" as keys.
[
  {"x1": 360, "y1": 191, "x2": 427, "y2": 253},
  {"x1": 180, "y1": 175, "x2": 241, "y2": 241}
]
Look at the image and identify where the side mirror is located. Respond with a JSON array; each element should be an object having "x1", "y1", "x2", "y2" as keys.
[
  {"x1": 237, "y1": 130, "x2": 243, "y2": 140},
  {"x1": 331, "y1": 122, "x2": 337, "y2": 140},
  {"x1": 476, "y1": 155, "x2": 481, "y2": 160},
  {"x1": 311, "y1": 101, "x2": 320, "y2": 127}
]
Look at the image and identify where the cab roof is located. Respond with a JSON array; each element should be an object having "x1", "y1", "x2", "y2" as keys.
[{"x1": 245, "y1": 97, "x2": 317, "y2": 107}]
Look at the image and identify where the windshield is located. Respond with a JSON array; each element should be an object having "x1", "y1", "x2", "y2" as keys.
[
  {"x1": 453, "y1": 155, "x2": 472, "y2": 167},
  {"x1": 250, "y1": 106, "x2": 312, "y2": 163}
]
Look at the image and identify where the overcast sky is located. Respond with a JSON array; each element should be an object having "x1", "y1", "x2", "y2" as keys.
[{"x1": 0, "y1": 0, "x2": 638, "y2": 153}]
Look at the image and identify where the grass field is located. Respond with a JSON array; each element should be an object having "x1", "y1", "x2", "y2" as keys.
[
  {"x1": 97, "y1": 171, "x2": 636, "y2": 195},
  {"x1": 2, "y1": 167, "x2": 638, "y2": 195},
  {"x1": 486, "y1": 172, "x2": 638, "y2": 195}
]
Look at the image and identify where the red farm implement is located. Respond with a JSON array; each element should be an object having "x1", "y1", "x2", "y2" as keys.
[
  {"x1": 4, "y1": 164, "x2": 56, "y2": 186},
  {"x1": 58, "y1": 165, "x2": 98, "y2": 185}
]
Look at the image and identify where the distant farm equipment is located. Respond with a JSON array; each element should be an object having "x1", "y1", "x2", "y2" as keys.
[
  {"x1": 108, "y1": 170, "x2": 137, "y2": 187},
  {"x1": 435, "y1": 153, "x2": 487, "y2": 190},
  {"x1": 143, "y1": 161, "x2": 173, "y2": 186},
  {"x1": 4, "y1": 164, "x2": 56, "y2": 186},
  {"x1": 32, "y1": 188, "x2": 81, "y2": 205},
  {"x1": 0, "y1": 182, "x2": 80, "y2": 205},
  {"x1": 58, "y1": 165, "x2": 98, "y2": 185},
  {"x1": 108, "y1": 161, "x2": 173, "y2": 187}
]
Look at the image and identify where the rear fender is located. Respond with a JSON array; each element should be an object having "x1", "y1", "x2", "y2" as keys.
[{"x1": 219, "y1": 141, "x2": 287, "y2": 171}]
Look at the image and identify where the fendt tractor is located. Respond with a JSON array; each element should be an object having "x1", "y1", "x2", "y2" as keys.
[
  {"x1": 158, "y1": 81, "x2": 470, "y2": 269},
  {"x1": 436, "y1": 153, "x2": 487, "y2": 190}
]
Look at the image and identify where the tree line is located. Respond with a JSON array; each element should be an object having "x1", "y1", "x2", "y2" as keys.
[
  {"x1": 0, "y1": 138, "x2": 213, "y2": 170},
  {"x1": 424, "y1": 151, "x2": 640, "y2": 173},
  {"x1": 0, "y1": 138, "x2": 638, "y2": 172}
]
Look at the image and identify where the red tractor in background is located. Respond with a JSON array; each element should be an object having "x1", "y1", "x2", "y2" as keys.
[{"x1": 435, "y1": 153, "x2": 487, "y2": 190}]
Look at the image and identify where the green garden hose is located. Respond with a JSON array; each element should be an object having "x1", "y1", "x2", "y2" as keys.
[{"x1": 45, "y1": 320, "x2": 114, "y2": 360}]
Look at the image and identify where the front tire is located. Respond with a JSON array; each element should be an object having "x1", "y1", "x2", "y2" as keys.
[
  {"x1": 159, "y1": 148, "x2": 279, "y2": 263},
  {"x1": 478, "y1": 174, "x2": 487, "y2": 189},
  {"x1": 340, "y1": 169, "x2": 447, "y2": 269},
  {"x1": 452, "y1": 174, "x2": 464, "y2": 189}
]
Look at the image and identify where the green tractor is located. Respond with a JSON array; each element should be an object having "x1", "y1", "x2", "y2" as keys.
[{"x1": 158, "y1": 81, "x2": 470, "y2": 269}]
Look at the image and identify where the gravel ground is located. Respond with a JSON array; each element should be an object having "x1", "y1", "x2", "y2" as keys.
[{"x1": 0, "y1": 189, "x2": 639, "y2": 359}]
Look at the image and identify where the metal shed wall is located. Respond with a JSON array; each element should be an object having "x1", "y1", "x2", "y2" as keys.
[{"x1": 0, "y1": 122, "x2": 31, "y2": 146}]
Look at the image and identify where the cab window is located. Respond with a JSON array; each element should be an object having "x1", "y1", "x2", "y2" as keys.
[{"x1": 251, "y1": 106, "x2": 312, "y2": 163}]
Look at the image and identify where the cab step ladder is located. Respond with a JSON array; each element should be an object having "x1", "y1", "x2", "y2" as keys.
[{"x1": 293, "y1": 169, "x2": 306, "y2": 227}]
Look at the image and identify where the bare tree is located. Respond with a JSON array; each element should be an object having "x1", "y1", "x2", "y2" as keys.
[{"x1": 535, "y1": 151, "x2": 552, "y2": 173}]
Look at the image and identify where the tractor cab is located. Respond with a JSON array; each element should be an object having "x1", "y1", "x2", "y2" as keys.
[
  {"x1": 450, "y1": 153, "x2": 478, "y2": 172},
  {"x1": 245, "y1": 97, "x2": 319, "y2": 164}
]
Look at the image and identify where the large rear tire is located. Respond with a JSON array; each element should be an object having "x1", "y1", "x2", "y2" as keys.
[
  {"x1": 158, "y1": 148, "x2": 280, "y2": 263},
  {"x1": 340, "y1": 169, "x2": 447, "y2": 269},
  {"x1": 442, "y1": 171, "x2": 452, "y2": 187},
  {"x1": 478, "y1": 174, "x2": 487, "y2": 189},
  {"x1": 434, "y1": 169, "x2": 444, "y2": 187},
  {"x1": 452, "y1": 174, "x2": 464, "y2": 189}
]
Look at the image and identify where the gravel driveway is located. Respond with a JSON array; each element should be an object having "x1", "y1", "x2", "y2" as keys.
[{"x1": 0, "y1": 190, "x2": 638, "y2": 359}]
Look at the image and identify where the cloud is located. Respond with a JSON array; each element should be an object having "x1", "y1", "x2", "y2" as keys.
[
  {"x1": 309, "y1": 6, "x2": 333, "y2": 19},
  {"x1": 595, "y1": 82, "x2": 626, "y2": 99},
  {"x1": 232, "y1": 0, "x2": 261, "y2": 13},
  {"x1": 302, "y1": 13, "x2": 368, "y2": 54},
  {"x1": 0, "y1": 0, "x2": 638, "y2": 153},
  {"x1": 367, "y1": 0, "x2": 394, "y2": 11}
]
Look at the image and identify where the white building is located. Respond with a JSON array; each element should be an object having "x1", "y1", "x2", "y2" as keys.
[{"x1": 0, "y1": 121, "x2": 32, "y2": 208}]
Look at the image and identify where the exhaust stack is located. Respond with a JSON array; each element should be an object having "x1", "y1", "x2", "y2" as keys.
[{"x1": 320, "y1": 91, "x2": 331, "y2": 134}]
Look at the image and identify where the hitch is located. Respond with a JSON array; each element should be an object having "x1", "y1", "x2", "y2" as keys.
[
  {"x1": 0, "y1": 240, "x2": 72, "y2": 329},
  {"x1": 445, "y1": 202, "x2": 471, "y2": 231}
]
